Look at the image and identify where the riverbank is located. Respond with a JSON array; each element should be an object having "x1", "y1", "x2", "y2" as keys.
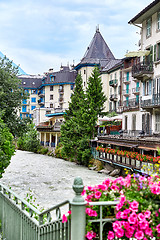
[{"x1": 1, "y1": 150, "x2": 110, "y2": 210}]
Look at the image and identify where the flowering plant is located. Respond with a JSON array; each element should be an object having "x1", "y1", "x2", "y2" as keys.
[
  {"x1": 83, "y1": 174, "x2": 160, "y2": 240},
  {"x1": 97, "y1": 147, "x2": 160, "y2": 164}
]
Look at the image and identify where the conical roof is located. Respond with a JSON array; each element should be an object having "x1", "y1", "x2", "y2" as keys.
[{"x1": 75, "y1": 28, "x2": 115, "y2": 69}]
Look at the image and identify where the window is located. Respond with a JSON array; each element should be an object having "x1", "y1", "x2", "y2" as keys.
[
  {"x1": 31, "y1": 106, "x2": 36, "y2": 110},
  {"x1": 84, "y1": 82, "x2": 85, "y2": 87},
  {"x1": 31, "y1": 89, "x2": 36, "y2": 94},
  {"x1": 124, "y1": 116, "x2": 128, "y2": 130},
  {"x1": 126, "y1": 72, "x2": 129, "y2": 81},
  {"x1": 114, "y1": 72, "x2": 117, "y2": 80},
  {"x1": 50, "y1": 103, "x2": 53, "y2": 108},
  {"x1": 46, "y1": 110, "x2": 51, "y2": 115},
  {"x1": 132, "y1": 114, "x2": 136, "y2": 131},
  {"x1": 59, "y1": 85, "x2": 63, "y2": 91},
  {"x1": 110, "y1": 74, "x2": 112, "y2": 80},
  {"x1": 50, "y1": 76, "x2": 55, "y2": 82},
  {"x1": 31, "y1": 97, "x2": 36, "y2": 103},
  {"x1": 84, "y1": 70, "x2": 86, "y2": 74},
  {"x1": 71, "y1": 85, "x2": 74, "y2": 90},
  {"x1": 157, "y1": 43, "x2": 160, "y2": 61},
  {"x1": 157, "y1": 12, "x2": 160, "y2": 30},
  {"x1": 155, "y1": 113, "x2": 160, "y2": 132},
  {"x1": 146, "y1": 18, "x2": 151, "y2": 38},
  {"x1": 22, "y1": 105, "x2": 27, "y2": 112},
  {"x1": 50, "y1": 86, "x2": 54, "y2": 91},
  {"x1": 50, "y1": 95, "x2": 53, "y2": 100}
]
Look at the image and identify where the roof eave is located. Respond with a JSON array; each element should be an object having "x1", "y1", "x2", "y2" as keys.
[{"x1": 128, "y1": 0, "x2": 160, "y2": 25}]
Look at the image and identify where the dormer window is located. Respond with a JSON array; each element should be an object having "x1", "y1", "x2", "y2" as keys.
[
  {"x1": 50, "y1": 75, "x2": 55, "y2": 82},
  {"x1": 146, "y1": 18, "x2": 151, "y2": 38},
  {"x1": 23, "y1": 82, "x2": 26, "y2": 85}
]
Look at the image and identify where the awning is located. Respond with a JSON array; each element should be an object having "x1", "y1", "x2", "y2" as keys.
[
  {"x1": 97, "y1": 140, "x2": 137, "y2": 148},
  {"x1": 125, "y1": 50, "x2": 150, "y2": 57},
  {"x1": 138, "y1": 146, "x2": 158, "y2": 151}
]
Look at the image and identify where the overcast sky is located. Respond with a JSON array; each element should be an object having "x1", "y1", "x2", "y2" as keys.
[{"x1": 0, "y1": 0, "x2": 152, "y2": 75}]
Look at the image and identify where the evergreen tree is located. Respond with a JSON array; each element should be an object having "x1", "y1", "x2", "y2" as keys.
[
  {"x1": 60, "y1": 74, "x2": 91, "y2": 165},
  {"x1": 86, "y1": 66, "x2": 107, "y2": 137},
  {"x1": 0, "y1": 57, "x2": 28, "y2": 136}
]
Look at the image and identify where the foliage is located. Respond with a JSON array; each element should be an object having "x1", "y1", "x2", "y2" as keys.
[
  {"x1": 61, "y1": 68, "x2": 107, "y2": 166},
  {"x1": 86, "y1": 67, "x2": 107, "y2": 138},
  {"x1": 60, "y1": 74, "x2": 92, "y2": 165},
  {"x1": 83, "y1": 174, "x2": 160, "y2": 240},
  {"x1": 0, "y1": 117, "x2": 15, "y2": 178},
  {"x1": 0, "y1": 56, "x2": 28, "y2": 136},
  {"x1": 37, "y1": 146, "x2": 48, "y2": 155},
  {"x1": 17, "y1": 123, "x2": 40, "y2": 153}
]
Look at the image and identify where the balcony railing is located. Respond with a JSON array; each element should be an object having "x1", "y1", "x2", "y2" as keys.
[
  {"x1": 141, "y1": 93, "x2": 160, "y2": 108},
  {"x1": 38, "y1": 91, "x2": 45, "y2": 97},
  {"x1": 123, "y1": 98, "x2": 139, "y2": 110},
  {"x1": 122, "y1": 89, "x2": 130, "y2": 96},
  {"x1": 109, "y1": 94, "x2": 118, "y2": 101},
  {"x1": 123, "y1": 77, "x2": 130, "y2": 84},
  {"x1": 132, "y1": 87, "x2": 140, "y2": 94},
  {"x1": 109, "y1": 79, "x2": 118, "y2": 87},
  {"x1": 38, "y1": 99, "x2": 45, "y2": 105},
  {"x1": 132, "y1": 61, "x2": 153, "y2": 79}
]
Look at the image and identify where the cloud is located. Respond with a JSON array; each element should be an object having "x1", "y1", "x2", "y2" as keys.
[{"x1": 0, "y1": 0, "x2": 152, "y2": 74}]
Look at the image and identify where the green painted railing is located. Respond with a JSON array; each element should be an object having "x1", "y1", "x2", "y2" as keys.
[
  {"x1": 0, "y1": 177, "x2": 120, "y2": 240},
  {"x1": 88, "y1": 201, "x2": 119, "y2": 240},
  {"x1": 0, "y1": 183, "x2": 70, "y2": 240}
]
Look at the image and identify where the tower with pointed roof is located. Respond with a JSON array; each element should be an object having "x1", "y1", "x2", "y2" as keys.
[{"x1": 75, "y1": 27, "x2": 122, "y2": 112}]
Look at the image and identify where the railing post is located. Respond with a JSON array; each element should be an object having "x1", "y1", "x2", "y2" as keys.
[{"x1": 70, "y1": 177, "x2": 86, "y2": 240}]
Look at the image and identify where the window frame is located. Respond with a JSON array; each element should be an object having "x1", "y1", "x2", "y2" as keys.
[{"x1": 146, "y1": 18, "x2": 151, "y2": 38}]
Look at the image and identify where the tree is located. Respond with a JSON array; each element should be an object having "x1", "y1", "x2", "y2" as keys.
[
  {"x1": 60, "y1": 74, "x2": 91, "y2": 165},
  {"x1": 17, "y1": 123, "x2": 41, "y2": 153},
  {"x1": 0, "y1": 57, "x2": 28, "y2": 136},
  {"x1": 0, "y1": 117, "x2": 15, "y2": 178},
  {"x1": 60, "y1": 67, "x2": 107, "y2": 166},
  {"x1": 86, "y1": 66, "x2": 107, "y2": 137}
]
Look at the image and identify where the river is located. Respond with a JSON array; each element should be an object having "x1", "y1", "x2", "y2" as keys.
[{"x1": 1, "y1": 150, "x2": 110, "y2": 210}]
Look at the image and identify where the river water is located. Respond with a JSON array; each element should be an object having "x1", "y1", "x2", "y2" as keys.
[{"x1": 1, "y1": 150, "x2": 110, "y2": 210}]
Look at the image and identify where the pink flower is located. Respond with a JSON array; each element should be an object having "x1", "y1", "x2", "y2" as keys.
[
  {"x1": 139, "y1": 220, "x2": 149, "y2": 230},
  {"x1": 103, "y1": 178, "x2": 111, "y2": 187},
  {"x1": 68, "y1": 210, "x2": 72, "y2": 215},
  {"x1": 97, "y1": 184, "x2": 107, "y2": 191},
  {"x1": 134, "y1": 230, "x2": 144, "y2": 240},
  {"x1": 115, "y1": 228, "x2": 124, "y2": 238},
  {"x1": 81, "y1": 189, "x2": 86, "y2": 196},
  {"x1": 62, "y1": 214, "x2": 67, "y2": 223},
  {"x1": 137, "y1": 213, "x2": 145, "y2": 222},
  {"x1": 144, "y1": 210, "x2": 151, "y2": 219},
  {"x1": 85, "y1": 208, "x2": 97, "y2": 217},
  {"x1": 145, "y1": 227, "x2": 153, "y2": 236},
  {"x1": 86, "y1": 231, "x2": 96, "y2": 240},
  {"x1": 130, "y1": 200, "x2": 139, "y2": 211},
  {"x1": 107, "y1": 231, "x2": 114, "y2": 240},
  {"x1": 128, "y1": 212, "x2": 137, "y2": 224},
  {"x1": 95, "y1": 191, "x2": 102, "y2": 199},
  {"x1": 156, "y1": 224, "x2": 160, "y2": 234}
]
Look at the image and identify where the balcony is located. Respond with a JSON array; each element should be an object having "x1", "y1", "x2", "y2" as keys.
[
  {"x1": 123, "y1": 89, "x2": 130, "y2": 96},
  {"x1": 123, "y1": 77, "x2": 130, "y2": 84},
  {"x1": 59, "y1": 97, "x2": 64, "y2": 103},
  {"x1": 59, "y1": 89, "x2": 64, "y2": 94},
  {"x1": 38, "y1": 90, "x2": 45, "y2": 97},
  {"x1": 38, "y1": 99, "x2": 45, "y2": 106},
  {"x1": 123, "y1": 98, "x2": 139, "y2": 111},
  {"x1": 109, "y1": 79, "x2": 118, "y2": 87},
  {"x1": 141, "y1": 93, "x2": 160, "y2": 109},
  {"x1": 132, "y1": 61, "x2": 153, "y2": 80},
  {"x1": 109, "y1": 94, "x2": 118, "y2": 101},
  {"x1": 132, "y1": 87, "x2": 140, "y2": 95}
]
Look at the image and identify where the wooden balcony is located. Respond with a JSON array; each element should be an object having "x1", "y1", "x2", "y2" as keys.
[{"x1": 132, "y1": 61, "x2": 153, "y2": 80}]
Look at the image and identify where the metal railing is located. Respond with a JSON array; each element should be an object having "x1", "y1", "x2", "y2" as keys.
[
  {"x1": 141, "y1": 93, "x2": 160, "y2": 108},
  {"x1": 0, "y1": 183, "x2": 71, "y2": 240},
  {"x1": 123, "y1": 98, "x2": 139, "y2": 110},
  {"x1": 132, "y1": 61, "x2": 153, "y2": 77},
  {"x1": 88, "y1": 201, "x2": 118, "y2": 240}
]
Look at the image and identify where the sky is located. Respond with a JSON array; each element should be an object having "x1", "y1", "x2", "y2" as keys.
[{"x1": 0, "y1": 0, "x2": 153, "y2": 75}]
